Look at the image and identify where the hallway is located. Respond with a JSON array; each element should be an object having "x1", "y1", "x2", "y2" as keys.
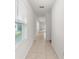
[
  {"x1": 25, "y1": 32, "x2": 58, "y2": 59},
  {"x1": 15, "y1": 0, "x2": 64, "y2": 59}
]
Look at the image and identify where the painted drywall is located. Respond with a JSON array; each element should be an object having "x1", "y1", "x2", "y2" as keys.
[
  {"x1": 38, "y1": 17, "x2": 46, "y2": 32},
  {"x1": 46, "y1": 12, "x2": 52, "y2": 40},
  {"x1": 51, "y1": 0, "x2": 64, "y2": 59},
  {"x1": 15, "y1": 0, "x2": 36, "y2": 59},
  {"x1": 36, "y1": 21, "x2": 39, "y2": 33}
]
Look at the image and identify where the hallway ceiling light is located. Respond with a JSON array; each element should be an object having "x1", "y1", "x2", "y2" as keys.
[{"x1": 40, "y1": 6, "x2": 44, "y2": 8}]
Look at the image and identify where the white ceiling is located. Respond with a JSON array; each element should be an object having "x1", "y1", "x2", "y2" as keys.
[{"x1": 28, "y1": 0, "x2": 55, "y2": 16}]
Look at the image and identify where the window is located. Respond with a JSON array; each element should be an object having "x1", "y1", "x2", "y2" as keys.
[{"x1": 15, "y1": 22, "x2": 23, "y2": 43}]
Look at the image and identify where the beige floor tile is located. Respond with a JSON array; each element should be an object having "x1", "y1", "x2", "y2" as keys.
[{"x1": 25, "y1": 32, "x2": 58, "y2": 59}]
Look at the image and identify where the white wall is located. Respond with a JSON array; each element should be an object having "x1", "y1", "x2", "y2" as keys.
[
  {"x1": 51, "y1": 0, "x2": 64, "y2": 59},
  {"x1": 36, "y1": 21, "x2": 39, "y2": 33},
  {"x1": 15, "y1": 0, "x2": 36, "y2": 59},
  {"x1": 38, "y1": 17, "x2": 46, "y2": 32},
  {"x1": 46, "y1": 12, "x2": 52, "y2": 40}
]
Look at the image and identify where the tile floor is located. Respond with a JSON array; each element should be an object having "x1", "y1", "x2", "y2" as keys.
[{"x1": 25, "y1": 32, "x2": 58, "y2": 59}]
